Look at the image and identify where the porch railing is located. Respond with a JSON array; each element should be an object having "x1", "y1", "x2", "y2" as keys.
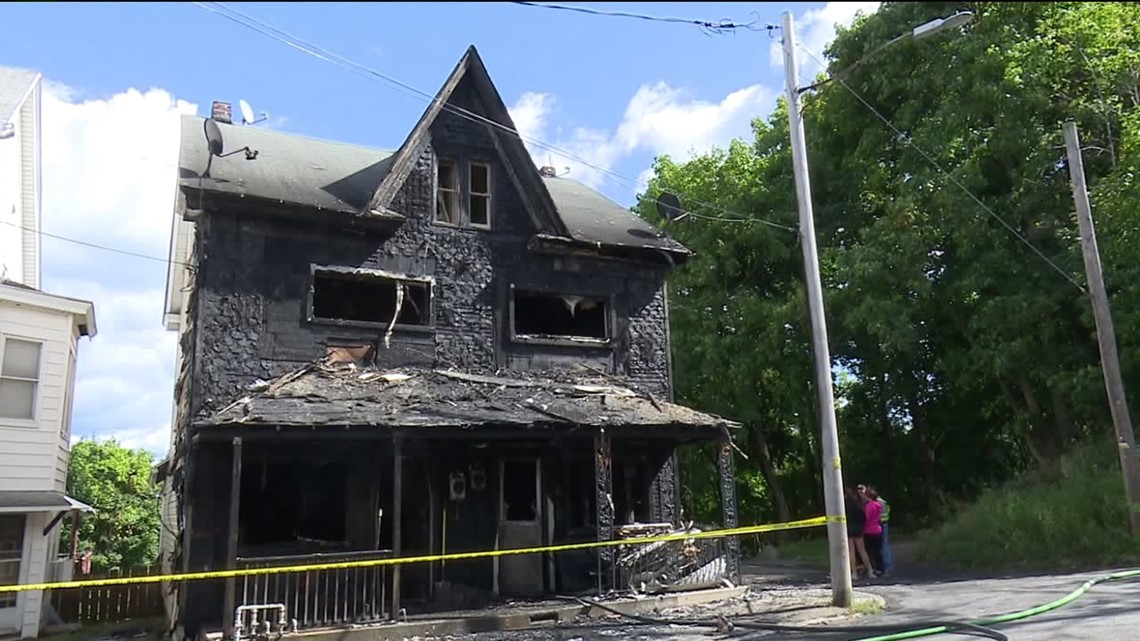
[
  {"x1": 236, "y1": 549, "x2": 393, "y2": 631},
  {"x1": 614, "y1": 524, "x2": 729, "y2": 594}
]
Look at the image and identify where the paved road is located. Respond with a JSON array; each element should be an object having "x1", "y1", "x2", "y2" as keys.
[
  {"x1": 746, "y1": 559, "x2": 1140, "y2": 641},
  {"x1": 456, "y1": 560, "x2": 1140, "y2": 641}
]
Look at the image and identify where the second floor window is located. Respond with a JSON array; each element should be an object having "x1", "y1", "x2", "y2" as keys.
[
  {"x1": 511, "y1": 290, "x2": 610, "y2": 343},
  {"x1": 0, "y1": 337, "x2": 41, "y2": 421},
  {"x1": 310, "y1": 268, "x2": 432, "y2": 328},
  {"x1": 436, "y1": 158, "x2": 492, "y2": 229}
]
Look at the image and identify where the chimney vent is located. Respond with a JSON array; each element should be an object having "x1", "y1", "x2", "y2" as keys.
[
  {"x1": 538, "y1": 165, "x2": 557, "y2": 178},
  {"x1": 211, "y1": 101, "x2": 233, "y2": 125}
]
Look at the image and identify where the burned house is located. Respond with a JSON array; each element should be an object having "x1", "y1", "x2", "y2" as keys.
[{"x1": 158, "y1": 46, "x2": 740, "y2": 640}]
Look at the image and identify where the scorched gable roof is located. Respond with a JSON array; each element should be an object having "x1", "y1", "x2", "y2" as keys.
[{"x1": 175, "y1": 45, "x2": 690, "y2": 260}]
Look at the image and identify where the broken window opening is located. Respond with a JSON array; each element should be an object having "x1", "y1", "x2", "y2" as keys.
[
  {"x1": 436, "y1": 159, "x2": 460, "y2": 225},
  {"x1": 469, "y1": 162, "x2": 491, "y2": 228},
  {"x1": 239, "y1": 454, "x2": 348, "y2": 550},
  {"x1": 513, "y1": 291, "x2": 609, "y2": 341},
  {"x1": 312, "y1": 271, "x2": 430, "y2": 327}
]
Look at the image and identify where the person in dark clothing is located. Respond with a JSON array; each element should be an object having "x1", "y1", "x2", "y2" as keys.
[{"x1": 845, "y1": 486, "x2": 873, "y2": 578}]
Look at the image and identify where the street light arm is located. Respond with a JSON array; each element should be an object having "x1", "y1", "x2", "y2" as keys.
[
  {"x1": 796, "y1": 11, "x2": 974, "y2": 95},
  {"x1": 798, "y1": 32, "x2": 908, "y2": 94}
]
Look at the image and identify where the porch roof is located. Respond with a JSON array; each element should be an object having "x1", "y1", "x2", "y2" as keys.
[
  {"x1": 0, "y1": 491, "x2": 94, "y2": 514},
  {"x1": 196, "y1": 365, "x2": 739, "y2": 434}
]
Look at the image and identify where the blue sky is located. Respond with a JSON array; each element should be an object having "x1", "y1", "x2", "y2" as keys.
[{"x1": 0, "y1": 1, "x2": 876, "y2": 454}]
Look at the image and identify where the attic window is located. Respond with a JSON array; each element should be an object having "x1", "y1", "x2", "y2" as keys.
[
  {"x1": 311, "y1": 269, "x2": 431, "y2": 327},
  {"x1": 435, "y1": 158, "x2": 492, "y2": 229},
  {"x1": 512, "y1": 290, "x2": 610, "y2": 343},
  {"x1": 436, "y1": 159, "x2": 460, "y2": 225},
  {"x1": 469, "y1": 163, "x2": 491, "y2": 228}
]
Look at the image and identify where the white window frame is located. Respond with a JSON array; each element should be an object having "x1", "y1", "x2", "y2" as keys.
[
  {"x1": 435, "y1": 158, "x2": 461, "y2": 227},
  {"x1": 0, "y1": 335, "x2": 43, "y2": 426},
  {"x1": 468, "y1": 162, "x2": 493, "y2": 229}
]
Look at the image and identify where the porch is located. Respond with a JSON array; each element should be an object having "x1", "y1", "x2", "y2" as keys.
[{"x1": 177, "y1": 366, "x2": 740, "y2": 640}]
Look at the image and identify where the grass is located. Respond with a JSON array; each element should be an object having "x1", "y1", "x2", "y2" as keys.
[
  {"x1": 774, "y1": 537, "x2": 831, "y2": 568},
  {"x1": 916, "y1": 438, "x2": 1140, "y2": 571}
]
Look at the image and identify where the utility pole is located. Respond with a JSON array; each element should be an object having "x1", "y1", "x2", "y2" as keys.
[
  {"x1": 781, "y1": 10, "x2": 853, "y2": 606},
  {"x1": 1063, "y1": 121, "x2": 1140, "y2": 533}
]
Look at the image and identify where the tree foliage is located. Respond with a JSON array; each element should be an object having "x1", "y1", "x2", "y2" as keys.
[
  {"x1": 64, "y1": 439, "x2": 161, "y2": 571},
  {"x1": 642, "y1": 1, "x2": 1140, "y2": 529}
]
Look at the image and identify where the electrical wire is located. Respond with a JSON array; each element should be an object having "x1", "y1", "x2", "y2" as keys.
[
  {"x1": 0, "y1": 218, "x2": 193, "y2": 271},
  {"x1": 570, "y1": 567, "x2": 1140, "y2": 641},
  {"x1": 794, "y1": 42, "x2": 1087, "y2": 293},
  {"x1": 509, "y1": 1, "x2": 773, "y2": 35},
  {"x1": 192, "y1": 2, "x2": 795, "y2": 232}
]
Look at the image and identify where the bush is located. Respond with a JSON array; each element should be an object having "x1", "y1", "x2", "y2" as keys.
[{"x1": 916, "y1": 438, "x2": 1140, "y2": 570}]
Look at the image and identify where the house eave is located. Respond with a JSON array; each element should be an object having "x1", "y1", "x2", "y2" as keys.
[{"x1": 0, "y1": 282, "x2": 97, "y2": 338}]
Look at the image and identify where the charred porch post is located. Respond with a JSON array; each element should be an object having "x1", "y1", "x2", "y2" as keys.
[
  {"x1": 594, "y1": 431, "x2": 614, "y2": 596},
  {"x1": 223, "y1": 437, "x2": 242, "y2": 640},
  {"x1": 717, "y1": 438, "x2": 740, "y2": 584},
  {"x1": 391, "y1": 434, "x2": 403, "y2": 620}
]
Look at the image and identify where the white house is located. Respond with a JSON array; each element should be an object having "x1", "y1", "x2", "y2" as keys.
[{"x1": 0, "y1": 66, "x2": 97, "y2": 640}]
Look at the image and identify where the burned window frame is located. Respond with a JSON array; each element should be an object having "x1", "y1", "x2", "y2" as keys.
[
  {"x1": 508, "y1": 284, "x2": 614, "y2": 346},
  {"x1": 433, "y1": 155, "x2": 493, "y2": 230},
  {"x1": 306, "y1": 264, "x2": 435, "y2": 331}
]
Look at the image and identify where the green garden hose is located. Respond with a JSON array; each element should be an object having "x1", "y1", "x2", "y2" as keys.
[
  {"x1": 849, "y1": 568, "x2": 1140, "y2": 641},
  {"x1": 571, "y1": 567, "x2": 1140, "y2": 641}
]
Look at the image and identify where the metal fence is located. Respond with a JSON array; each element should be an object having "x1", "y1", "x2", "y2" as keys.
[{"x1": 236, "y1": 550, "x2": 392, "y2": 630}]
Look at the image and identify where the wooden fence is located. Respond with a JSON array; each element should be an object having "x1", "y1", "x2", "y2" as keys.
[{"x1": 51, "y1": 566, "x2": 165, "y2": 625}]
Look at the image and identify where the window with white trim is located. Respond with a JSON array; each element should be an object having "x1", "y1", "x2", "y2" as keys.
[
  {"x1": 435, "y1": 158, "x2": 493, "y2": 229},
  {"x1": 0, "y1": 338, "x2": 41, "y2": 420},
  {"x1": 436, "y1": 159, "x2": 461, "y2": 226},
  {"x1": 469, "y1": 162, "x2": 491, "y2": 228}
]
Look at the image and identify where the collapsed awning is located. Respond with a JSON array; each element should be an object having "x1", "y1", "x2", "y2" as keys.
[{"x1": 0, "y1": 491, "x2": 94, "y2": 514}]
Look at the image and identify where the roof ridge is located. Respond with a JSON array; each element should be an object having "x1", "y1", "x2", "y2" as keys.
[{"x1": 181, "y1": 113, "x2": 394, "y2": 156}]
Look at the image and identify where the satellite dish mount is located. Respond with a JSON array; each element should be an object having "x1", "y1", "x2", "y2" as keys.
[
  {"x1": 239, "y1": 99, "x2": 269, "y2": 126},
  {"x1": 655, "y1": 192, "x2": 686, "y2": 223},
  {"x1": 202, "y1": 117, "x2": 258, "y2": 179}
]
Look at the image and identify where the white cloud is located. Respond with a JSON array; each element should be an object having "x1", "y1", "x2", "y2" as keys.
[
  {"x1": 508, "y1": 82, "x2": 774, "y2": 191},
  {"x1": 770, "y1": 2, "x2": 881, "y2": 85},
  {"x1": 40, "y1": 84, "x2": 197, "y2": 456}
]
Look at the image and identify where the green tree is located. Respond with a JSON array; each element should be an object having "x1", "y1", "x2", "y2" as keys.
[
  {"x1": 64, "y1": 439, "x2": 160, "y2": 571},
  {"x1": 642, "y1": 0, "x2": 1140, "y2": 530}
]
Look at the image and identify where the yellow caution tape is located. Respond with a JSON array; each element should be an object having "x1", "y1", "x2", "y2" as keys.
[{"x1": 0, "y1": 515, "x2": 840, "y2": 593}]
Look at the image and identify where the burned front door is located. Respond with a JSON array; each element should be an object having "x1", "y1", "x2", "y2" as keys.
[{"x1": 496, "y1": 458, "x2": 542, "y2": 596}]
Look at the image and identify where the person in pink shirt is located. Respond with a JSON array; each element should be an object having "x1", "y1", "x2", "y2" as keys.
[{"x1": 859, "y1": 484, "x2": 885, "y2": 577}]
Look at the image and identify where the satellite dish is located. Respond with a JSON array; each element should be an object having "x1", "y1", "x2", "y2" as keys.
[
  {"x1": 203, "y1": 118, "x2": 224, "y2": 156},
  {"x1": 655, "y1": 191, "x2": 684, "y2": 221},
  {"x1": 239, "y1": 100, "x2": 255, "y2": 126}
]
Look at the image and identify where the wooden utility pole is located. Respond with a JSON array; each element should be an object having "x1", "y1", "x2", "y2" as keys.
[{"x1": 1063, "y1": 121, "x2": 1140, "y2": 533}]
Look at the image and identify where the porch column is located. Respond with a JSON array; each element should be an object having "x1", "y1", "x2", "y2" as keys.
[
  {"x1": 717, "y1": 439, "x2": 740, "y2": 584},
  {"x1": 650, "y1": 450, "x2": 678, "y2": 524},
  {"x1": 391, "y1": 434, "x2": 403, "y2": 620},
  {"x1": 222, "y1": 437, "x2": 242, "y2": 640},
  {"x1": 593, "y1": 431, "x2": 613, "y2": 595}
]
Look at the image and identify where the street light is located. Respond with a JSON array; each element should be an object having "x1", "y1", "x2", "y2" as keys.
[
  {"x1": 801, "y1": 11, "x2": 975, "y2": 94},
  {"x1": 778, "y1": 9, "x2": 972, "y2": 608}
]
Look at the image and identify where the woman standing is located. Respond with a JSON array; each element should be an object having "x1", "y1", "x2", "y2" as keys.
[
  {"x1": 861, "y1": 485, "x2": 884, "y2": 577},
  {"x1": 845, "y1": 487, "x2": 873, "y2": 578}
]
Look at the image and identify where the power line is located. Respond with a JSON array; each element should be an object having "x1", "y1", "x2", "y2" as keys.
[
  {"x1": 509, "y1": 1, "x2": 773, "y2": 35},
  {"x1": 193, "y1": 2, "x2": 795, "y2": 233},
  {"x1": 795, "y1": 42, "x2": 1086, "y2": 293},
  {"x1": 0, "y1": 219, "x2": 192, "y2": 270}
]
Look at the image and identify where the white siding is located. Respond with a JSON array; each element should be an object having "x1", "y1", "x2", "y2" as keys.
[
  {"x1": 16, "y1": 512, "x2": 50, "y2": 639},
  {"x1": 0, "y1": 304, "x2": 75, "y2": 491},
  {"x1": 0, "y1": 109, "x2": 22, "y2": 284},
  {"x1": 19, "y1": 83, "x2": 40, "y2": 290}
]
